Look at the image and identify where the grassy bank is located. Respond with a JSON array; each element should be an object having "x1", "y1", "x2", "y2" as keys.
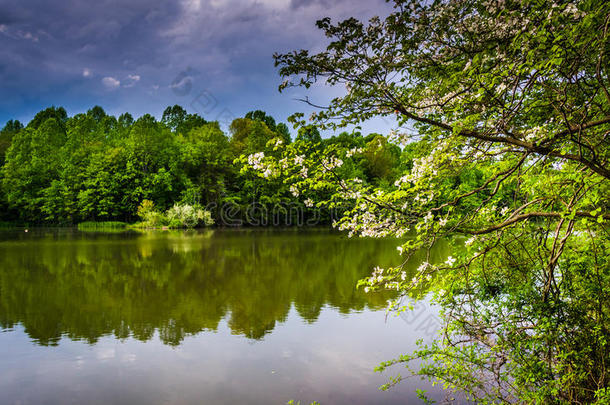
[{"x1": 77, "y1": 221, "x2": 128, "y2": 230}]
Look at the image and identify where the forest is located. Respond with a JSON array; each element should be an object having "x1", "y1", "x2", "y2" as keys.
[{"x1": 0, "y1": 105, "x2": 406, "y2": 227}]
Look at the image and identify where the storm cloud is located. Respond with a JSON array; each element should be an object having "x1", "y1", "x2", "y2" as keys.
[{"x1": 0, "y1": 0, "x2": 393, "y2": 130}]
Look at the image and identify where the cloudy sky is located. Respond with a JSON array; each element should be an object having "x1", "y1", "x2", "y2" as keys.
[{"x1": 0, "y1": 0, "x2": 394, "y2": 133}]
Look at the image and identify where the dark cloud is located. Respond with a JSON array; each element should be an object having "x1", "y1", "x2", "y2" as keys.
[
  {"x1": 0, "y1": 8, "x2": 18, "y2": 25},
  {"x1": 0, "y1": 0, "x2": 394, "y2": 134}
]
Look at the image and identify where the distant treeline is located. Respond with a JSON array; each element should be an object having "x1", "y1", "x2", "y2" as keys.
[{"x1": 0, "y1": 105, "x2": 407, "y2": 225}]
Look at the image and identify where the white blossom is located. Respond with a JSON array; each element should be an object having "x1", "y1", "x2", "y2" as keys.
[
  {"x1": 417, "y1": 262, "x2": 430, "y2": 272},
  {"x1": 322, "y1": 156, "x2": 344, "y2": 171},
  {"x1": 247, "y1": 152, "x2": 265, "y2": 170},
  {"x1": 346, "y1": 147, "x2": 364, "y2": 157},
  {"x1": 424, "y1": 212, "x2": 433, "y2": 223}
]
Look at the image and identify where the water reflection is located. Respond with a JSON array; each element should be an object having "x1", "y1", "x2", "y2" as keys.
[
  {"x1": 0, "y1": 228, "x2": 460, "y2": 404},
  {"x1": 0, "y1": 229, "x2": 407, "y2": 346}
]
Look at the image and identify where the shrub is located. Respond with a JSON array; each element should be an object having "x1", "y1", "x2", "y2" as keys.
[
  {"x1": 165, "y1": 204, "x2": 213, "y2": 228},
  {"x1": 137, "y1": 200, "x2": 157, "y2": 222},
  {"x1": 136, "y1": 200, "x2": 213, "y2": 229}
]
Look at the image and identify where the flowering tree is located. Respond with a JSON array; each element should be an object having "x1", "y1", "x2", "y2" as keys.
[{"x1": 243, "y1": 0, "x2": 610, "y2": 402}]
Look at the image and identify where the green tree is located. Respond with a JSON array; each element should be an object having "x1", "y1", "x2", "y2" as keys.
[
  {"x1": 276, "y1": 122, "x2": 292, "y2": 144},
  {"x1": 361, "y1": 135, "x2": 401, "y2": 185},
  {"x1": 179, "y1": 122, "x2": 233, "y2": 206},
  {"x1": 323, "y1": 131, "x2": 364, "y2": 150},
  {"x1": 87, "y1": 105, "x2": 107, "y2": 123},
  {"x1": 0, "y1": 120, "x2": 23, "y2": 220},
  {"x1": 296, "y1": 125, "x2": 322, "y2": 144},
  {"x1": 0, "y1": 120, "x2": 23, "y2": 166},
  {"x1": 245, "y1": 110, "x2": 277, "y2": 132},
  {"x1": 2, "y1": 117, "x2": 67, "y2": 221},
  {"x1": 162, "y1": 105, "x2": 187, "y2": 131},
  {"x1": 26, "y1": 106, "x2": 67, "y2": 130},
  {"x1": 77, "y1": 146, "x2": 129, "y2": 220},
  {"x1": 47, "y1": 111, "x2": 114, "y2": 223},
  {"x1": 229, "y1": 117, "x2": 277, "y2": 156},
  {"x1": 162, "y1": 105, "x2": 207, "y2": 134},
  {"x1": 122, "y1": 114, "x2": 184, "y2": 213},
  {"x1": 264, "y1": 0, "x2": 610, "y2": 402},
  {"x1": 117, "y1": 112, "x2": 134, "y2": 133}
]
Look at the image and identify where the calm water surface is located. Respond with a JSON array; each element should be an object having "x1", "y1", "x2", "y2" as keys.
[{"x1": 0, "y1": 228, "x2": 448, "y2": 404}]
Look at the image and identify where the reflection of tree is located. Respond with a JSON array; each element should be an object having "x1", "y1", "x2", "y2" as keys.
[{"x1": 0, "y1": 230, "x2": 438, "y2": 345}]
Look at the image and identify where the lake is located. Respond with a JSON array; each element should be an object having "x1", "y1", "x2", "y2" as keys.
[{"x1": 0, "y1": 228, "x2": 450, "y2": 404}]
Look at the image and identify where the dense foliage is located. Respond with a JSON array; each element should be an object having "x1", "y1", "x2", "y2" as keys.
[
  {"x1": 0, "y1": 106, "x2": 403, "y2": 226},
  {"x1": 244, "y1": 0, "x2": 610, "y2": 403}
]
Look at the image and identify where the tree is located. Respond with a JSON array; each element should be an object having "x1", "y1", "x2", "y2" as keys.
[
  {"x1": 118, "y1": 112, "x2": 134, "y2": 130},
  {"x1": 161, "y1": 105, "x2": 187, "y2": 131},
  {"x1": 245, "y1": 110, "x2": 277, "y2": 132},
  {"x1": 0, "y1": 120, "x2": 23, "y2": 166},
  {"x1": 276, "y1": 122, "x2": 292, "y2": 144},
  {"x1": 0, "y1": 120, "x2": 23, "y2": 220},
  {"x1": 361, "y1": 135, "x2": 401, "y2": 184},
  {"x1": 2, "y1": 117, "x2": 67, "y2": 221},
  {"x1": 87, "y1": 105, "x2": 107, "y2": 123},
  {"x1": 260, "y1": 0, "x2": 610, "y2": 402},
  {"x1": 162, "y1": 105, "x2": 207, "y2": 134},
  {"x1": 77, "y1": 146, "x2": 129, "y2": 220},
  {"x1": 296, "y1": 125, "x2": 322, "y2": 144},
  {"x1": 122, "y1": 114, "x2": 184, "y2": 212},
  {"x1": 229, "y1": 117, "x2": 277, "y2": 155},
  {"x1": 178, "y1": 122, "x2": 233, "y2": 206},
  {"x1": 26, "y1": 106, "x2": 67, "y2": 130}
]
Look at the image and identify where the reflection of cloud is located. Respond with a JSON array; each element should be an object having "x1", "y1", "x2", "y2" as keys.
[
  {"x1": 122, "y1": 353, "x2": 137, "y2": 363},
  {"x1": 96, "y1": 347, "x2": 116, "y2": 360}
]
